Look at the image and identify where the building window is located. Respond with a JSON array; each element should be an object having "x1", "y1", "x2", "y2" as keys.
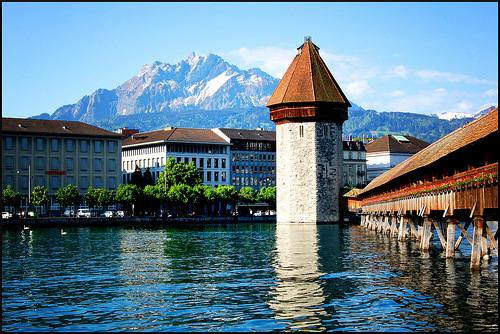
[
  {"x1": 51, "y1": 157, "x2": 59, "y2": 170},
  {"x1": 21, "y1": 157, "x2": 29, "y2": 170},
  {"x1": 94, "y1": 140, "x2": 102, "y2": 153},
  {"x1": 66, "y1": 139, "x2": 74, "y2": 152},
  {"x1": 109, "y1": 177, "x2": 116, "y2": 189},
  {"x1": 108, "y1": 141, "x2": 116, "y2": 153},
  {"x1": 80, "y1": 140, "x2": 88, "y2": 153},
  {"x1": 5, "y1": 156, "x2": 13, "y2": 169},
  {"x1": 299, "y1": 125, "x2": 304, "y2": 138},
  {"x1": 207, "y1": 172, "x2": 212, "y2": 182},
  {"x1": 214, "y1": 172, "x2": 219, "y2": 182},
  {"x1": 36, "y1": 157, "x2": 44, "y2": 170},
  {"x1": 199, "y1": 158, "x2": 204, "y2": 168},
  {"x1": 21, "y1": 137, "x2": 29, "y2": 151},
  {"x1": 207, "y1": 158, "x2": 212, "y2": 168},
  {"x1": 66, "y1": 176, "x2": 73, "y2": 186},
  {"x1": 214, "y1": 159, "x2": 219, "y2": 168},
  {"x1": 95, "y1": 158, "x2": 102, "y2": 171},
  {"x1": 108, "y1": 159, "x2": 116, "y2": 171},
  {"x1": 36, "y1": 176, "x2": 44, "y2": 187},
  {"x1": 51, "y1": 139, "x2": 59, "y2": 152},
  {"x1": 36, "y1": 138, "x2": 44, "y2": 151},
  {"x1": 95, "y1": 176, "x2": 102, "y2": 188},
  {"x1": 81, "y1": 158, "x2": 88, "y2": 171},
  {"x1": 5, "y1": 137, "x2": 13, "y2": 150},
  {"x1": 5, "y1": 175, "x2": 13, "y2": 187},
  {"x1": 51, "y1": 176, "x2": 59, "y2": 189},
  {"x1": 221, "y1": 172, "x2": 226, "y2": 182},
  {"x1": 67, "y1": 158, "x2": 73, "y2": 171},
  {"x1": 80, "y1": 176, "x2": 88, "y2": 189}
]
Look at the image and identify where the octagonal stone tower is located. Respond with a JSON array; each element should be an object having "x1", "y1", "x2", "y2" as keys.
[{"x1": 266, "y1": 38, "x2": 351, "y2": 224}]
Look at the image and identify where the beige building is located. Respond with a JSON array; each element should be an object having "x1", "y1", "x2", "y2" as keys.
[
  {"x1": 2, "y1": 118, "x2": 123, "y2": 212},
  {"x1": 343, "y1": 140, "x2": 367, "y2": 188}
]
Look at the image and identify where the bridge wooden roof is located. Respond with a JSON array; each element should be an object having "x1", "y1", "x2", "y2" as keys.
[
  {"x1": 266, "y1": 38, "x2": 351, "y2": 108},
  {"x1": 360, "y1": 107, "x2": 498, "y2": 195}
]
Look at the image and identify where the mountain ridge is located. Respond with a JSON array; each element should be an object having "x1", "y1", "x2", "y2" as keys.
[{"x1": 28, "y1": 52, "x2": 495, "y2": 143}]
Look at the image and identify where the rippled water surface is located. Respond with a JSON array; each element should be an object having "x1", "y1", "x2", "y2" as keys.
[{"x1": 2, "y1": 223, "x2": 498, "y2": 332}]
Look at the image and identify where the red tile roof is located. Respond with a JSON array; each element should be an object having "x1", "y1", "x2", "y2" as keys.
[
  {"x1": 266, "y1": 38, "x2": 350, "y2": 107},
  {"x1": 365, "y1": 135, "x2": 430, "y2": 154},
  {"x1": 122, "y1": 127, "x2": 228, "y2": 147},
  {"x1": 2, "y1": 118, "x2": 122, "y2": 137},
  {"x1": 360, "y1": 107, "x2": 498, "y2": 195}
]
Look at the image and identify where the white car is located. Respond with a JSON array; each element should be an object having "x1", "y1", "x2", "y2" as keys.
[
  {"x1": 77, "y1": 209, "x2": 91, "y2": 218},
  {"x1": 100, "y1": 210, "x2": 114, "y2": 218},
  {"x1": 116, "y1": 210, "x2": 125, "y2": 217},
  {"x1": 2, "y1": 211, "x2": 12, "y2": 219}
]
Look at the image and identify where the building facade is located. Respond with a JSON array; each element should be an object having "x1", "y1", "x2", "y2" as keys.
[
  {"x1": 2, "y1": 118, "x2": 123, "y2": 212},
  {"x1": 212, "y1": 128, "x2": 276, "y2": 191},
  {"x1": 266, "y1": 38, "x2": 351, "y2": 224},
  {"x1": 121, "y1": 127, "x2": 231, "y2": 188},
  {"x1": 343, "y1": 140, "x2": 367, "y2": 187}
]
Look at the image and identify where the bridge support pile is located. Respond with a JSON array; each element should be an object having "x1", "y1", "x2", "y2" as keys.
[{"x1": 360, "y1": 210, "x2": 498, "y2": 270}]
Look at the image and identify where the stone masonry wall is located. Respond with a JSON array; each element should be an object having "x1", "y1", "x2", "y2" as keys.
[{"x1": 276, "y1": 122, "x2": 343, "y2": 223}]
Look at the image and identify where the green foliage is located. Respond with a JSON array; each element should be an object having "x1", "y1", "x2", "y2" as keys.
[
  {"x1": 239, "y1": 187, "x2": 257, "y2": 204},
  {"x1": 31, "y1": 186, "x2": 49, "y2": 207},
  {"x1": 257, "y1": 186, "x2": 276, "y2": 209},
  {"x1": 114, "y1": 184, "x2": 142, "y2": 207},
  {"x1": 2, "y1": 185, "x2": 20, "y2": 208},
  {"x1": 214, "y1": 185, "x2": 239, "y2": 215},
  {"x1": 157, "y1": 157, "x2": 202, "y2": 189},
  {"x1": 55, "y1": 184, "x2": 81, "y2": 209}
]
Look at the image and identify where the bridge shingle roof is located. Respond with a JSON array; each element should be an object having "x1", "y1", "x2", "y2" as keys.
[{"x1": 360, "y1": 107, "x2": 498, "y2": 195}]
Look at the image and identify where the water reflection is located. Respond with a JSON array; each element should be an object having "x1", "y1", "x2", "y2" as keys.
[{"x1": 269, "y1": 224, "x2": 327, "y2": 330}]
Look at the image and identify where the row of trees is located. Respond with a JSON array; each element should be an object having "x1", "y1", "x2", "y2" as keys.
[{"x1": 2, "y1": 157, "x2": 276, "y2": 217}]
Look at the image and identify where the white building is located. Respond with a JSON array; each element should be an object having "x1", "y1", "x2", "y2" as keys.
[
  {"x1": 365, "y1": 135, "x2": 430, "y2": 181},
  {"x1": 343, "y1": 140, "x2": 367, "y2": 187},
  {"x1": 121, "y1": 127, "x2": 231, "y2": 188}
]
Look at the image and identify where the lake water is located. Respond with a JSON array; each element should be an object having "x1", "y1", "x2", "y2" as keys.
[{"x1": 2, "y1": 223, "x2": 498, "y2": 332}]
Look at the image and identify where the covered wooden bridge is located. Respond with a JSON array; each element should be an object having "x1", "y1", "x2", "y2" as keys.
[{"x1": 353, "y1": 108, "x2": 498, "y2": 269}]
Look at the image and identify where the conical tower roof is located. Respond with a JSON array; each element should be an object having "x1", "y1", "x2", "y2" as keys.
[{"x1": 266, "y1": 38, "x2": 351, "y2": 108}]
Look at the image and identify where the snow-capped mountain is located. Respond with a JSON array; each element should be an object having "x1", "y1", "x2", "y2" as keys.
[
  {"x1": 432, "y1": 105, "x2": 497, "y2": 121},
  {"x1": 48, "y1": 53, "x2": 280, "y2": 123}
]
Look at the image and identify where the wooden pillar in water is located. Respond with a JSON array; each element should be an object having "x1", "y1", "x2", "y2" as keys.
[
  {"x1": 420, "y1": 217, "x2": 432, "y2": 250},
  {"x1": 471, "y1": 216, "x2": 484, "y2": 270},
  {"x1": 446, "y1": 218, "x2": 456, "y2": 258},
  {"x1": 398, "y1": 216, "x2": 407, "y2": 241}
]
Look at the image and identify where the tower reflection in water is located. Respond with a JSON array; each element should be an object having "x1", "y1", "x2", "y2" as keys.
[{"x1": 268, "y1": 224, "x2": 334, "y2": 331}]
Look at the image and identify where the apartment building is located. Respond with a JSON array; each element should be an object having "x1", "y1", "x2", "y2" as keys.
[
  {"x1": 342, "y1": 140, "x2": 367, "y2": 188},
  {"x1": 121, "y1": 127, "x2": 231, "y2": 188},
  {"x1": 213, "y1": 128, "x2": 276, "y2": 191},
  {"x1": 2, "y1": 118, "x2": 123, "y2": 211}
]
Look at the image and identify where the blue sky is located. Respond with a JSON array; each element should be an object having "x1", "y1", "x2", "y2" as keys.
[{"x1": 2, "y1": 2, "x2": 498, "y2": 119}]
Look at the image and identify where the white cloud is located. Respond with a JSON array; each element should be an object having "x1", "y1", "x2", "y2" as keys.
[
  {"x1": 345, "y1": 80, "x2": 373, "y2": 98},
  {"x1": 219, "y1": 47, "x2": 296, "y2": 78},
  {"x1": 482, "y1": 88, "x2": 498, "y2": 97}
]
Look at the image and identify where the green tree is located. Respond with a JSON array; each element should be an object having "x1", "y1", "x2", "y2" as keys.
[
  {"x1": 257, "y1": 186, "x2": 276, "y2": 210},
  {"x1": 114, "y1": 184, "x2": 142, "y2": 216},
  {"x1": 238, "y1": 186, "x2": 256, "y2": 216},
  {"x1": 55, "y1": 184, "x2": 81, "y2": 212},
  {"x1": 158, "y1": 157, "x2": 202, "y2": 189},
  {"x1": 31, "y1": 186, "x2": 49, "y2": 208},
  {"x1": 84, "y1": 186, "x2": 100, "y2": 210},
  {"x1": 168, "y1": 184, "x2": 195, "y2": 216},
  {"x1": 97, "y1": 188, "x2": 115, "y2": 211},
  {"x1": 129, "y1": 165, "x2": 144, "y2": 187},
  {"x1": 143, "y1": 184, "x2": 163, "y2": 215},
  {"x1": 214, "y1": 185, "x2": 239, "y2": 216},
  {"x1": 2, "y1": 185, "x2": 20, "y2": 210},
  {"x1": 143, "y1": 167, "x2": 155, "y2": 187}
]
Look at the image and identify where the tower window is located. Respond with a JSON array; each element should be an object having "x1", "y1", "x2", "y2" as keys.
[{"x1": 299, "y1": 125, "x2": 304, "y2": 138}]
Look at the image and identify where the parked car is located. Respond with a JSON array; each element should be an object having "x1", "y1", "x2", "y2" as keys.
[
  {"x1": 77, "y1": 209, "x2": 91, "y2": 218},
  {"x1": 100, "y1": 210, "x2": 114, "y2": 218},
  {"x1": 2, "y1": 211, "x2": 12, "y2": 219},
  {"x1": 116, "y1": 210, "x2": 125, "y2": 217},
  {"x1": 265, "y1": 210, "x2": 276, "y2": 216},
  {"x1": 62, "y1": 210, "x2": 76, "y2": 217},
  {"x1": 253, "y1": 210, "x2": 265, "y2": 217}
]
